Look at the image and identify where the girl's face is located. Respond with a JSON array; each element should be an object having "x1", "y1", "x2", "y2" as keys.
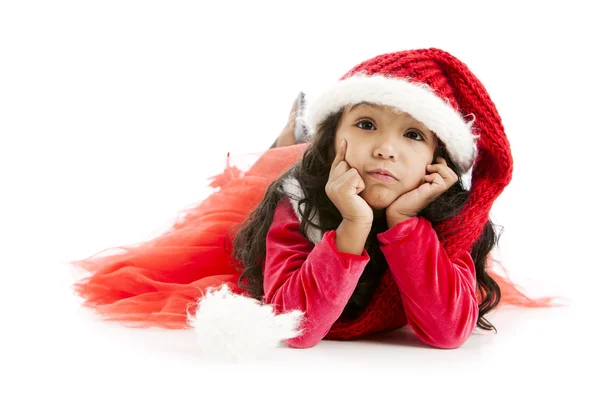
[{"x1": 333, "y1": 103, "x2": 438, "y2": 210}]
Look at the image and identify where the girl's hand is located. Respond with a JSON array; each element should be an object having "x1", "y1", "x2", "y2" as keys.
[
  {"x1": 325, "y1": 140, "x2": 373, "y2": 226},
  {"x1": 386, "y1": 157, "x2": 458, "y2": 227}
]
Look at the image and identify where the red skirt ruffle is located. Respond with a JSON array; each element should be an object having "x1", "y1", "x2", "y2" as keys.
[{"x1": 72, "y1": 144, "x2": 308, "y2": 328}]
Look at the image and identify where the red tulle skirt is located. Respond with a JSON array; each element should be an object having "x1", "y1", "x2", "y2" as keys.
[
  {"x1": 72, "y1": 144, "x2": 307, "y2": 328},
  {"x1": 71, "y1": 142, "x2": 554, "y2": 330}
]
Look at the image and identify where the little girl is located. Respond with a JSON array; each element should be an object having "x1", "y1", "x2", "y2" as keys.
[{"x1": 72, "y1": 48, "x2": 553, "y2": 354}]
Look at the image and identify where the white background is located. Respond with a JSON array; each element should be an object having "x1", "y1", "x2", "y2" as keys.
[{"x1": 1, "y1": 1, "x2": 598, "y2": 398}]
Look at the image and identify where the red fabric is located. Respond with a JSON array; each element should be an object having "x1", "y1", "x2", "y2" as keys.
[
  {"x1": 263, "y1": 197, "x2": 370, "y2": 348},
  {"x1": 265, "y1": 197, "x2": 477, "y2": 349},
  {"x1": 71, "y1": 144, "x2": 307, "y2": 328},
  {"x1": 377, "y1": 216, "x2": 478, "y2": 348}
]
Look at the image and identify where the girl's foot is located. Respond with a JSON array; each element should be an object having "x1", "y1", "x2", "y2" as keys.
[{"x1": 271, "y1": 93, "x2": 306, "y2": 148}]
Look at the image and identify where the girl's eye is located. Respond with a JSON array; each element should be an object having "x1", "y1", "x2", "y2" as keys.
[
  {"x1": 406, "y1": 130, "x2": 425, "y2": 141},
  {"x1": 356, "y1": 120, "x2": 376, "y2": 130}
]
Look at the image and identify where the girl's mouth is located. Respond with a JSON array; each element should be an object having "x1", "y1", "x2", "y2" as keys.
[{"x1": 367, "y1": 172, "x2": 398, "y2": 183}]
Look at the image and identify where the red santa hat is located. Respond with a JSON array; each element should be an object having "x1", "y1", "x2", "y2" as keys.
[{"x1": 302, "y1": 49, "x2": 486, "y2": 175}]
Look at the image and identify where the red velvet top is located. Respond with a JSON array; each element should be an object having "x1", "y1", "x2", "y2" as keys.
[{"x1": 262, "y1": 197, "x2": 478, "y2": 349}]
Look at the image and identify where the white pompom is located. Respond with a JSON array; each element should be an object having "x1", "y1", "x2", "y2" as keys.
[{"x1": 187, "y1": 285, "x2": 304, "y2": 362}]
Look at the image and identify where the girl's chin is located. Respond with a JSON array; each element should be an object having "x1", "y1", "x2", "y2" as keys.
[
  {"x1": 363, "y1": 196, "x2": 395, "y2": 211},
  {"x1": 361, "y1": 188, "x2": 399, "y2": 209}
]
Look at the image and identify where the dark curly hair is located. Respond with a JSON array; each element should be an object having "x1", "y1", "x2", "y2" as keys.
[{"x1": 231, "y1": 108, "x2": 501, "y2": 331}]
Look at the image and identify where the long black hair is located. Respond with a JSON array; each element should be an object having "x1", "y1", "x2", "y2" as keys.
[{"x1": 231, "y1": 108, "x2": 501, "y2": 331}]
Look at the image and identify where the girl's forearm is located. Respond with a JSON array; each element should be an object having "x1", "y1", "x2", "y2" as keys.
[
  {"x1": 377, "y1": 217, "x2": 478, "y2": 348},
  {"x1": 335, "y1": 219, "x2": 370, "y2": 255}
]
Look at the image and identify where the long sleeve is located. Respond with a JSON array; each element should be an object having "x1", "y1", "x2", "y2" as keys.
[
  {"x1": 263, "y1": 197, "x2": 370, "y2": 348},
  {"x1": 377, "y1": 216, "x2": 478, "y2": 349}
]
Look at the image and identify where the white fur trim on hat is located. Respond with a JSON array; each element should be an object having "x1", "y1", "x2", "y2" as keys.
[{"x1": 302, "y1": 73, "x2": 479, "y2": 174}]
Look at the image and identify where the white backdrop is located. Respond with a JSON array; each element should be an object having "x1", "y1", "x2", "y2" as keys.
[{"x1": 1, "y1": 1, "x2": 598, "y2": 398}]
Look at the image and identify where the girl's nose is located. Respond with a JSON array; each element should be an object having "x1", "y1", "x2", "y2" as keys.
[
  {"x1": 375, "y1": 149, "x2": 395, "y2": 159},
  {"x1": 373, "y1": 140, "x2": 397, "y2": 160}
]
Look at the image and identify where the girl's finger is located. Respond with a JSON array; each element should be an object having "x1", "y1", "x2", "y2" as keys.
[
  {"x1": 338, "y1": 168, "x2": 363, "y2": 194},
  {"x1": 354, "y1": 172, "x2": 366, "y2": 194},
  {"x1": 330, "y1": 160, "x2": 349, "y2": 181},
  {"x1": 424, "y1": 173, "x2": 439, "y2": 183},
  {"x1": 330, "y1": 139, "x2": 347, "y2": 175},
  {"x1": 424, "y1": 173, "x2": 446, "y2": 193},
  {"x1": 426, "y1": 164, "x2": 448, "y2": 175},
  {"x1": 426, "y1": 164, "x2": 457, "y2": 183}
]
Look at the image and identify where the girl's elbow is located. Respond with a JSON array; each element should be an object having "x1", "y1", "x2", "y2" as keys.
[
  {"x1": 416, "y1": 312, "x2": 477, "y2": 349},
  {"x1": 285, "y1": 333, "x2": 321, "y2": 349},
  {"x1": 428, "y1": 331, "x2": 471, "y2": 349},
  {"x1": 433, "y1": 301, "x2": 478, "y2": 349},
  {"x1": 433, "y1": 319, "x2": 477, "y2": 349},
  {"x1": 284, "y1": 321, "x2": 331, "y2": 349}
]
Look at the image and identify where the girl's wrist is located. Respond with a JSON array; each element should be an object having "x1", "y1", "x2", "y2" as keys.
[
  {"x1": 341, "y1": 217, "x2": 372, "y2": 229},
  {"x1": 335, "y1": 219, "x2": 371, "y2": 255}
]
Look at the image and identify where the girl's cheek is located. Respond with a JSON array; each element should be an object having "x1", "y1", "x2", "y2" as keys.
[{"x1": 345, "y1": 150, "x2": 359, "y2": 169}]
